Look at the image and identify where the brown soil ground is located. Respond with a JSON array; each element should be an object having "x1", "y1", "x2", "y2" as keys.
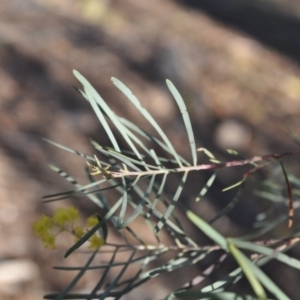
[{"x1": 1, "y1": 0, "x2": 300, "y2": 299}]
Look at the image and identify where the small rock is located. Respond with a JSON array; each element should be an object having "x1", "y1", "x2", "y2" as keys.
[
  {"x1": 215, "y1": 119, "x2": 252, "y2": 150},
  {"x1": 0, "y1": 259, "x2": 39, "y2": 295}
]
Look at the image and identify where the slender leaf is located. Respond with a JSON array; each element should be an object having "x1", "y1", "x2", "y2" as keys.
[
  {"x1": 44, "y1": 250, "x2": 97, "y2": 300},
  {"x1": 228, "y1": 239, "x2": 289, "y2": 300},
  {"x1": 195, "y1": 172, "x2": 217, "y2": 202},
  {"x1": 74, "y1": 70, "x2": 121, "y2": 152},
  {"x1": 166, "y1": 79, "x2": 197, "y2": 166},
  {"x1": 175, "y1": 291, "x2": 258, "y2": 300},
  {"x1": 116, "y1": 177, "x2": 128, "y2": 227},
  {"x1": 228, "y1": 240, "x2": 267, "y2": 299},
  {"x1": 64, "y1": 219, "x2": 106, "y2": 258},
  {"x1": 43, "y1": 138, "x2": 93, "y2": 161},
  {"x1": 119, "y1": 117, "x2": 190, "y2": 166},
  {"x1": 155, "y1": 171, "x2": 188, "y2": 233},
  {"x1": 47, "y1": 165, "x2": 105, "y2": 208},
  {"x1": 231, "y1": 238, "x2": 300, "y2": 270},
  {"x1": 280, "y1": 161, "x2": 294, "y2": 227},
  {"x1": 112, "y1": 77, "x2": 183, "y2": 167},
  {"x1": 186, "y1": 210, "x2": 228, "y2": 250},
  {"x1": 119, "y1": 174, "x2": 156, "y2": 228}
]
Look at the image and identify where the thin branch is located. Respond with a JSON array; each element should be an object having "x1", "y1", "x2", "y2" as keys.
[{"x1": 108, "y1": 151, "x2": 298, "y2": 178}]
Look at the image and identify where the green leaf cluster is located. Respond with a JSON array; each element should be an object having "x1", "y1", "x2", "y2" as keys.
[{"x1": 39, "y1": 71, "x2": 300, "y2": 300}]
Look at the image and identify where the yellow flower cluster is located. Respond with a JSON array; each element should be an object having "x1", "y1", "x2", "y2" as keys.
[{"x1": 32, "y1": 206, "x2": 105, "y2": 250}]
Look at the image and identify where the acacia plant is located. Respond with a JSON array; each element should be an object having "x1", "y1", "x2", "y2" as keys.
[{"x1": 35, "y1": 70, "x2": 300, "y2": 300}]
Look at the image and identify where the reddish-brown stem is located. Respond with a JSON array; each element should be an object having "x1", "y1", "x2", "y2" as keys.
[{"x1": 110, "y1": 150, "x2": 299, "y2": 178}]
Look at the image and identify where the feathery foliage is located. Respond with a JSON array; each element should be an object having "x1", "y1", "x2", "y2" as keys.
[{"x1": 38, "y1": 71, "x2": 300, "y2": 300}]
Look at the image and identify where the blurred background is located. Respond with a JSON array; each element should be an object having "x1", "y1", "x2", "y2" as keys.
[{"x1": 1, "y1": 0, "x2": 300, "y2": 299}]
